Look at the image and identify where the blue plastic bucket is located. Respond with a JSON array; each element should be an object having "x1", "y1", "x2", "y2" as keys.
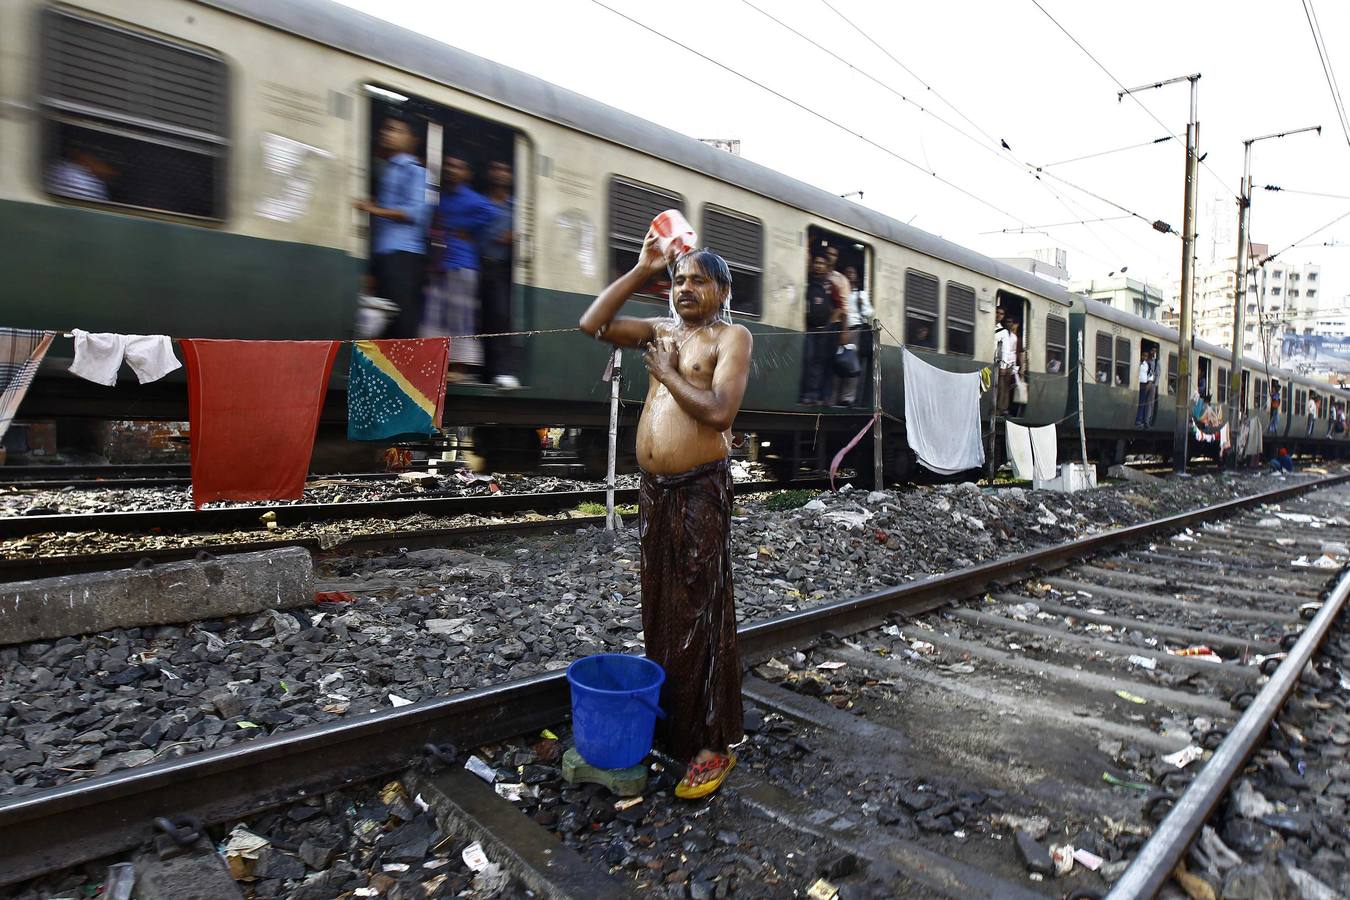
[{"x1": 566, "y1": 653, "x2": 666, "y2": 769}]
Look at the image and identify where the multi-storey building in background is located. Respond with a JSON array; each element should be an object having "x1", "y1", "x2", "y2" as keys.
[{"x1": 1069, "y1": 274, "x2": 1167, "y2": 321}]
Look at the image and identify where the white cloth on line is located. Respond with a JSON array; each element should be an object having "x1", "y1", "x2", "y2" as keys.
[
  {"x1": 902, "y1": 348, "x2": 985, "y2": 475},
  {"x1": 69, "y1": 330, "x2": 181, "y2": 386},
  {"x1": 1005, "y1": 421, "x2": 1058, "y2": 481},
  {"x1": 1029, "y1": 423, "x2": 1058, "y2": 482},
  {"x1": 1004, "y1": 421, "x2": 1034, "y2": 481}
]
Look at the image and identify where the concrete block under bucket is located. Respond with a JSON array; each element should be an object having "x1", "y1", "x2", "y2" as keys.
[{"x1": 0, "y1": 548, "x2": 314, "y2": 645}]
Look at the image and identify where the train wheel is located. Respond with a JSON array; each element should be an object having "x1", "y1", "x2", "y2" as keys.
[
  {"x1": 471, "y1": 426, "x2": 543, "y2": 474},
  {"x1": 576, "y1": 427, "x2": 638, "y2": 480}
]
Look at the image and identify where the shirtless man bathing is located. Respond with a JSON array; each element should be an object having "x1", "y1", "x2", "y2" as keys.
[{"x1": 579, "y1": 226, "x2": 752, "y2": 799}]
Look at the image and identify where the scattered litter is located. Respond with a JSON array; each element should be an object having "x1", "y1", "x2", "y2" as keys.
[
  {"x1": 1233, "y1": 780, "x2": 1276, "y2": 819},
  {"x1": 1127, "y1": 655, "x2": 1157, "y2": 671},
  {"x1": 1050, "y1": 843, "x2": 1075, "y2": 876},
  {"x1": 806, "y1": 878, "x2": 839, "y2": 900},
  {"x1": 462, "y1": 841, "x2": 490, "y2": 871},
  {"x1": 494, "y1": 782, "x2": 536, "y2": 802},
  {"x1": 992, "y1": 813, "x2": 1050, "y2": 840},
  {"x1": 1162, "y1": 745, "x2": 1205, "y2": 769},
  {"x1": 1255, "y1": 517, "x2": 1281, "y2": 527},
  {"x1": 1168, "y1": 645, "x2": 1222, "y2": 663},
  {"x1": 221, "y1": 825, "x2": 270, "y2": 880},
  {"x1": 464, "y1": 755, "x2": 496, "y2": 783},
  {"x1": 1102, "y1": 772, "x2": 1152, "y2": 791},
  {"x1": 816, "y1": 661, "x2": 848, "y2": 671},
  {"x1": 910, "y1": 640, "x2": 936, "y2": 655},
  {"x1": 236, "y1": 720, "x2": 260, "y2": 730},
  {"x1": 387, "y1": 693, "x2": 413, "y2": 707},
  {"x1": 382, "y1": 863, "x2": 411, "y2": 873},
  {"x1": 540, "y1": 728, "x2": 559, "y2": 741},
  {"x1": 1171, "y1": 533, "x2": 1196, "y2": 543},
  {"x1": 1251, "y1": 652, "x2": 1287, "y2": 669},
  {"x1": 1275, "y1": 512, "x2": 1318, "y2": 524},
  {"x1": 1290, "y1": 554, "x2": 1340, "y2": 569},
  {"x1": 939, "y1": 663, "x2": 976, "y2": 675},
  {"x1": 314, "y1": 590, "x2": 355, "y2": 603},
  {"x1": 103, "y1": 862, "x2": 135, "y2": 900},
  {"x1": 615, "y1": 796, "x2": 644, "y2": 811},
  {"x1": 413, "y1": 793, "x2": 430, "y2": 812},
  {"x1": 1276, "y1": 538, "x2": 1297, "y2": 546},
  {"x1": 1115, "y1": 689, "x2": 1148, "y2": 705},
  {"x1": 1073, "y1": 848, "x2": 1104, "y2": 871}
]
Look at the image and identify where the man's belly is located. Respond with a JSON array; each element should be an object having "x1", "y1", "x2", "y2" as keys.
[{"x1": 637, "y1": 389, "x2": 728, "y2": 475}]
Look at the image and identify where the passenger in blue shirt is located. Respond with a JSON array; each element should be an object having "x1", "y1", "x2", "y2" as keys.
[
  {"x1": 424, "y1": 154, "x2": 497, "y2": 380},
  {"x1": 354, "y1": 117, "x2": 428, "y2": 338},
  {"x1": 479, "y1": 160, "x2": 519, "y2": 389}
]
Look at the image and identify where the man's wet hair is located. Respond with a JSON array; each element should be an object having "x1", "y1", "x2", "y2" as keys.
[{"x1": 675, "y1": 248, "x2": 733, "y2": 294}]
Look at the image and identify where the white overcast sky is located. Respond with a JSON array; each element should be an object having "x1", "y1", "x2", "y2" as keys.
[{"x1": 336, "y1": 0, "x2": 1350, "y2": 307}]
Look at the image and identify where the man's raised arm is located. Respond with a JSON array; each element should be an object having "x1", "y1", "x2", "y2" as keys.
[{"x1": 579, "y1": 227, "x2": 666, "y2": 348}]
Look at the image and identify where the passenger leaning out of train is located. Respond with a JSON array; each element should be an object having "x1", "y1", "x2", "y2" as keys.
[
  {"x1": 578, "y1": 227, "x2": 752, "y2": 800},
  {"x1": 1135, "y1": 348, "x2": 1158, "y2": 428},
  {"x1": 799, "y1": 255, "x2": 844, "y2": 406},
  {"x1": 837, "y1": 265, "x2": 874, "y2": 408},
  {"x1": 354, "y1": 116, "x2": 429, "y2": 340},
  {"x1": 993, "y1": 308, "x2": 1020, "y2": 416},
  {"x1": 1267, "y1": 380, "x2": 1282, "y2": 434}
]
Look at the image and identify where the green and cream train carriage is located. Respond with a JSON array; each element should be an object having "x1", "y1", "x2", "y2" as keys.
[{"x1": 2, "y1": 0, "x2": 1344, "y2": 477}]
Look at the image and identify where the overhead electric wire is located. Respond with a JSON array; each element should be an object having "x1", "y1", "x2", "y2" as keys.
[
  {"x1": 729, "y1": 0, "x2": 1140, "y2": 266},
  {"x1": 979, "y1": 214, "x2": 1131, "y2": 235},
  {"x1": 1041, "y1": 136, "x2": 1174, "y2": 168},
  {"x1": 1260, "y1": 206, "x2": 1350, "y2": 263},
  {"x1": 1300, "y1": 0, "x2": 1350, "y2": 150},
  {"x1": 816, "y1": 0, "x2": 1002, "y2": 148},
  {"x1": 585, "y1": 0, "x2": 1038, "y2": 230},
  {"x1": 808, "y1": 0, "x2": 1176, "y2": 267},
  {"x1": 1262, "y1": 185, "x2": 1350, "y2": 201},
  {"x1": 1027, "y1": 0, "x2": 1241, "y2": 201}
]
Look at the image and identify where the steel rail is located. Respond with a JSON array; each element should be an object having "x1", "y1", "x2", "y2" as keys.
[
  {"x1": 0, "y1": 515, "x2": 609, "y2": 582},
  {"x1": 0, "y1": 479, "x2": 821, "y2": 540},
  {"x1": 0, "y1": 472, "x2": 1343, "y2": 888},
  {"x1": 1106, "y1": 562, "x2": 1350, "y2": 898}
]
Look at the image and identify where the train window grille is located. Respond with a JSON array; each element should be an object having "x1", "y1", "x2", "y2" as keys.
[
  {"x1": 701, "y1": 207, "x2": 763, "y2": 317},
  {"x1": 1044, "y1": 315, "x2": 1067, "y2": 374},
  {"x1": 1167, "y1": 352, "x2": 1178, "y2": 395},
  {"x1": 39, "y1": 8, "x2": 229, "y2": 220},
  {"x1": 945, "y1": 282, "x2": 976, "y2": 356},
  {"x1": 609, "y1": 177, "x2": 684, "y2": 296},
  {"x1": 1095, "y1": 333, "x2": 1113, "y2": 384},
  {"x1": 1114, "y1": 337, "x2": 1131, "y2": 388},
  {"x1": 904, "y1": 270, "x2": 939, "y2": 348},
  {"x1": 1217, "y1": 367, "x2": 1229, "y2": 405}
]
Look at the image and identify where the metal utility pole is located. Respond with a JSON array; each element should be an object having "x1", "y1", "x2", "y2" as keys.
[
  {"x1": 1119, "y1": 74, "x2": 1200, "y2": 474},
  {"x1": 1226, "y1": 126, "x2": 1321, "y2": 463}
]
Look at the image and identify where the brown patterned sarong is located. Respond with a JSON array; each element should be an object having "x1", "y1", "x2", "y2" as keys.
[{"x1": 639, "y1": 457, "x2": 743, "y2": 763}]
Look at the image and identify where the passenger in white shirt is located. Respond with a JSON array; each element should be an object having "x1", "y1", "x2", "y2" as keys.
[
  {"x1": 1135, "y1": 348, "x2": 1157, "y2": 428},
  {"x1": 993, "y1": 307, "x2": 1019, "y2": 415},
  {"x1": 835, "y1": 265, "x2": 874, "y2": 407}
]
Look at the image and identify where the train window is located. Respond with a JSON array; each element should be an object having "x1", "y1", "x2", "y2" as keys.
[
  {"x1": 946, "y1": 283, "x2": 976, "y2": 356},
  {"x1": 1045, "y1": 315, "x2": 1067, "y2": 374},
  {"x1": 702, "y1": 207, "x2": 763, "y2": 317},
  {"x1": 1095, "y1": 333, "x2": 1113, "y2": 384},
  {"x1": 1114, "y1": 337, "x2": 1131, "y2": 388},
  {"x1": 1216, "y1": 367, "x2": 1228, "y2": 405},
  {"x1": 904, "y1": 270, "x2": 939, "y2": 348},
  {"x1": 39, "y1": 8, "x2": 228, "y2": 220},
  {"x1": 610, "y1": 177, "x2": 683, "y2": 296},
  {"x1": 1167, "y1": 352, "x2": 1178, "y2": 395},
  {"x1": 1294, "y1": 389, "x2": 1305, "y2": 416}
]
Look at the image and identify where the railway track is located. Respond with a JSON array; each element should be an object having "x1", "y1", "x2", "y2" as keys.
[
  {"x1": 2, "y1": 474, "x2": 1347, "y2": 897},
  {"x1": 0, "y1": 478, "x2": 830, "y2": 582},
  {"x1": 0, "y1": 478, "x2": 822, "y2": 544}
]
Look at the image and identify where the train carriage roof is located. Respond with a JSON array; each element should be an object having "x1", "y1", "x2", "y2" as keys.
[{"x1": 200, "y1": 0, "x2": 1077, "y2": 307}]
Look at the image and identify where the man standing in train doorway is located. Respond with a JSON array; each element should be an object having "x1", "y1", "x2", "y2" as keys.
[
  {"x1": 579, "y1": 226, "x2": 752, "y2": 800},
  {"x1": 354, "y1": 116, "x2": 428, "y2": 339}
]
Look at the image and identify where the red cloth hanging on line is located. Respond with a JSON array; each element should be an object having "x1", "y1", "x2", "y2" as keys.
[{"x1": 181, "y1": 339, "x2": 339, "y2": 509}]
